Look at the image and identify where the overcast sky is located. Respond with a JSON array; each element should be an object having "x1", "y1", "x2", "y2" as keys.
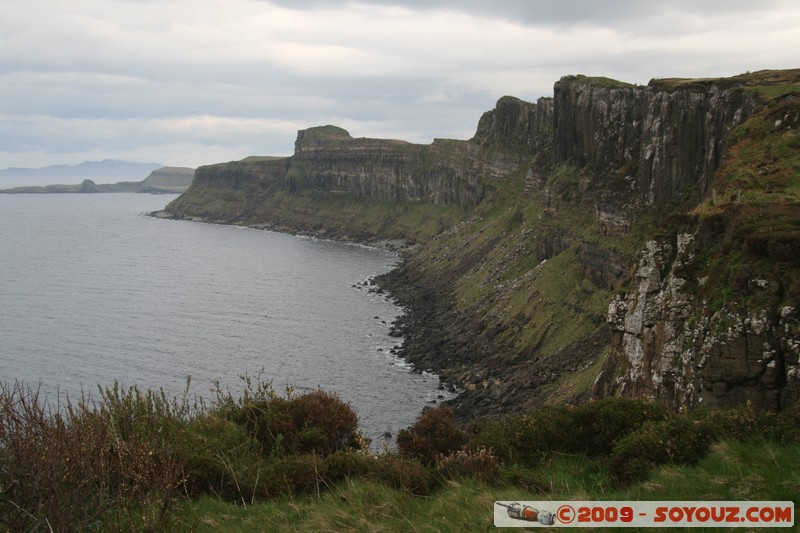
[{"x1": 1, "y1": 0, "x2": 798, "y2": 170}]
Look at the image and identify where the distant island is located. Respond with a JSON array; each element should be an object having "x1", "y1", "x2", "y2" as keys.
[{"x1": 0, "y1": 166, "x2": 195, "y2": 194}]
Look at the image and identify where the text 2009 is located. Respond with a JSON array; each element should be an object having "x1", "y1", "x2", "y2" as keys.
[{"x1": 577, "y1": 506, "x2": 634, "y2": 523}]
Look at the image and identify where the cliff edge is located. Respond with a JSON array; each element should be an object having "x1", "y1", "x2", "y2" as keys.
[{"x1": 163, "y1": 69, "x2": 800, "y2": 415}]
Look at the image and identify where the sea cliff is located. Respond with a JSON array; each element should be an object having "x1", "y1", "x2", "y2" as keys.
[{"x1": 162, "y1": 69, "x2": 800, "y2": 415}]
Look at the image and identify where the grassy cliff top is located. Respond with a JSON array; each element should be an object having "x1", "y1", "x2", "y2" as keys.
[
  {"x1": 649, "y1": 68, "x2": 800, "y2": 97},
  {"x1": 557, "y1": 74, "x2": 636, "y2": 89},
  {"x1": 301, "y1": 125, "x2": 353, "y2": 140},
  {"x1": 239, "y1": 156, "x2": 288, "y2": 162}
]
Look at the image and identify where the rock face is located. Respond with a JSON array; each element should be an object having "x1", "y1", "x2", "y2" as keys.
[
  {"x1": 550, "y1": 75, "x2": 757, "y2": 215},
  {"x1": 602, "y1": 234, "x2": 800, "y2": 411},
  {"x1": 288, "y1": 127, "x2": 480, "y2": 208},
  {"x1": 166, "y1": 98, "x2": 556, "y2": 227},
  {"x1": 140, "y1": 167, "x2": 195, "y2": 193},
  {"x1": 165, "y1": 69, "x2": 800, "y2": 414},
  {"x1": 169, "y1": 125, "x2": 488, "y2": 219}
]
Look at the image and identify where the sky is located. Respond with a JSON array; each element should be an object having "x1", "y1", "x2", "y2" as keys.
[{"x1": 1, "y1": 0, "x2": 799, "y2": 171}]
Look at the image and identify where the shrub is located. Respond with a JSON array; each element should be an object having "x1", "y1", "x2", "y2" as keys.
[
  {"x1": 466, "y1": 399, "x2": 667, "y2": 465},
  {"x1": 0, "y1": 381, "x2": 184, "y2": 532},
  {"x1": 260, "y1": 454, "x2": 328, "y2": 498},
  {"x1": 396, "y1": 405, "x2": 465, "y2": 465},
  {"x1": 216, "y1": 379, "x2": 361, "y2": 457},
  {"x1": 324, "y1": 450, "x2": 376, "y2": 483},
  {"x1": 699, "y1": 402, "x2": 800, "y2": 444},
  {"x1": 177, "y1": 414, "x2": 267, "y2": 501},
  {"x1": 465, "y1": 406, "x2": 569, "y2": 466},
  {"x1": 436, "y1": 447, "x2": 501, "y2": 485},
  {"x1": 609, "y1": 416, "x2": 718, "y2": 484},
  {"x1": 289, "y1": 390, "x2": 361, "y2": 454},
  {"x1": 566, "y1": 398, "x2": 668, "y2": 456},
  {"x1": 370, "y1": 454, "x2": 437, "y2": 495}
]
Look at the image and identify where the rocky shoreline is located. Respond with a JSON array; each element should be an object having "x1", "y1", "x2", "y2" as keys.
[
  {"x1": 375, "y1": 258, "x2": 504, "y2": 421},
  {"x1": 150, "y1": 208, "x2": 616, "y2": 422},
  {"x1": 150, "y1": 208, "x2": 486, "y2": 413},
  {"x1": 376, "y1": 252, "x2": 614, "y2": 422},
  {"x1": 149, "y1": 210, "x2": 417, "y2": 253}
]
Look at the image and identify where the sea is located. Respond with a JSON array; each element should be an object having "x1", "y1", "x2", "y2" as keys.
[{"x1": 0, "y1": 193, "x2": 452, "y2": 444}]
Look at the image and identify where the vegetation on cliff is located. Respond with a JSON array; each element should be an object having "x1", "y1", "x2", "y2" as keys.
[
  {"x1": 162, "y1": 69, "x2": 800, "y2": 415},
  {"x1": 2, "y1": 380, "x2": 798, "y2": 531}
]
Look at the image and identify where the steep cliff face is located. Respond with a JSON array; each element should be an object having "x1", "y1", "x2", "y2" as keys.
[
  {"x1": 166, "y1": 125, "x2": 484, "y2": 222},
  {"x1": 581, "y1": 73, "x2": 800, "y2": 412},
  {"x1": 163, "y1": 69, "x2": 800, "y2": 415},
  {"x1": 603, "y1": 232, "x2": 800, "y2": 411},
  {"x1": 549, "y1": 75, "x2": 757, "y2": 220},
  {"x1": 288, "y1": 126, "x2": 481, "y2": 208},
  {"x1": 164, "y1": 98, "x2": 557, "y2": 241},
  {"x1": 471, "y1": 95, "x2": 554, "y2": 179},
  {"x1": 386, "y1": 70, "x2": 799, "y2": 415}
]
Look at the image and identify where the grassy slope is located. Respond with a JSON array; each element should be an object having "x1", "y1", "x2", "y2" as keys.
[
  {"x1": 156, "y1": 74, "x2": 800, "y2": 528},
  {"x1": 399, "y1": 73, "x2": 800, "y2": 404},
  {"x1": 688, "y1": 88, "x2": 800, "y2": 311},
  {"x1": 246, "y1": 189, "x2": 468, "y2": 244},
  {"x1": 173, "y1": 440, "x2": 800, "y2": 532},
  {"x1": 400, "y1": 159, "x2": 644, "y2": 404}
]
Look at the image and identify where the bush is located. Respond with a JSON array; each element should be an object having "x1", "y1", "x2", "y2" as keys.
[
  {"x1": 465, "y1": 406, "x2": 570, "y2": 466},
  {"x1": 215, "y1": 379, "x2": 361, "y2": 457},
  {"x1": 699, "y1": 402, "x2": 800, "y2": 444},
  {"x1": 396, "y1": 405, "x2": 465, "y2": 465},
  {"x1": 436, "y1": 447, "x2": 501, "y2": 485},
  {"x1": 0, "y1": 381, "x2": 185, "y2": 532},
  {"x1": 466, "y1": 399, "x2": 667, "y2": 466},
  {"x1": 289, "y1": 390, "x2": 361, "y2": 454},
  {"x1": 260, "y1": 454, "x2": 328, "y2": 498},
  {"x1": 567, "y1": 398, "x2": 667, "y2": 456},
  {"x1": 609, "y1": 416, "x2": 718, "y2": 484},
  {"x1": 370, "y1": 454, "x2": 437, "y2": 495},
  {"x1": 324, "y1": 450, "x2": 376, "y2": 483},
  {"x1": 178, "y1": 414, "x2": 268, "y2": 501}
]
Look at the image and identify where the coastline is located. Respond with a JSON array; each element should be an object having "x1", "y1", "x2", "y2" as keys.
[
  {"x1": 148, "y1": 209, "x2": 418, "y2": 254},
  {"x1": 147, "y1": 208, "x2": 471, "y2": 417}
]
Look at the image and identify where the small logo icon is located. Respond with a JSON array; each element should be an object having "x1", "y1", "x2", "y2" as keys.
[
  {"x1": 496, "y1": 502, "x2": 556, "y2": 525},
  {"x1": 557, "y1": 504, "x2": 575, "y2": 524}
]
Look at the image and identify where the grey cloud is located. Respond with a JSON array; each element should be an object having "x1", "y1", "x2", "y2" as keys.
[
  {"x1": 1, "y1": 0, "x2": 797, "y2": 170},
  {"x1": 264, "y1": 0, "x2": 787, "y2": 25}
]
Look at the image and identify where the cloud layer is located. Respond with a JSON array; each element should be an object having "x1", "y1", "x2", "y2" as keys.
[{"x1": 1, "y1": 0, "x2": 798, "y2": 170}]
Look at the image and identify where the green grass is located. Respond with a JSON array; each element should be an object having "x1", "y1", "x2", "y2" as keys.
[
  {"x1": 5, "y1": 377, "x2": 798, "y2": 532},
  {"x1": 238, "y1": 155, "x2": 288, "y2": 162},
  {"x1": 560, "y1": 74, "x2": 636, "y2": 89},
  {"x1": 171, "y1": 440, "x2": 800, "y2": 532}
]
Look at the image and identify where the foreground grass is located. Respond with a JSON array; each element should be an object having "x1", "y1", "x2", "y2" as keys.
[
  {"x1": 173, "y1": 440, "x2": 800, "y2": 532},
  {"x1": 3, "y1": 379, "x2": 797, "y2": 532}
]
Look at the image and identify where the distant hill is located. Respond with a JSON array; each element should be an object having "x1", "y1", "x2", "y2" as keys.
[
  {"x1": 0, "y1": 160, "x2": 163, "y2": 187},
  {"x1": 140, "y1": 167, "x2": 195, "y2": 193},
  {"x1": 0, "y1": 166, "x2": 195, "y2": 194}
]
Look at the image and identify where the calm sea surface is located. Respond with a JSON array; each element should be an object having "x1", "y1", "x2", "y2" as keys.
[{"x1": 0, "y1": 193, "x2": 450, "y2": 442}]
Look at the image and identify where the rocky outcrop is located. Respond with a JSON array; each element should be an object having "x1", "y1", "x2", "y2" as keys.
[
  {"x1": 549, "y1": 75, "x2": 757, "y2": 214},
  {"x1": 287, "y1": 127, "x2": 480, "y2": 208},
  {"x1": 165, "y1": 97, "x2": 558, "y2": 230},
  {"x1": 603, "y1": 232, "x2": 800, "y2": 411},
  {"x1": 471, "y1": 96, "x2": 554, "y2": 179},
  {"x1": 163, "y1": 69, "x2": 800, "y2": 415},
  {"x1": 167, "y1": 125, "x2": 488, "y2": 225},
  {"x1": 140, "y1": 166, "x2": 195, "y2": 193},
  {"x1": 79, "y1": 179, "x2": 98, "y2": 193}
]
